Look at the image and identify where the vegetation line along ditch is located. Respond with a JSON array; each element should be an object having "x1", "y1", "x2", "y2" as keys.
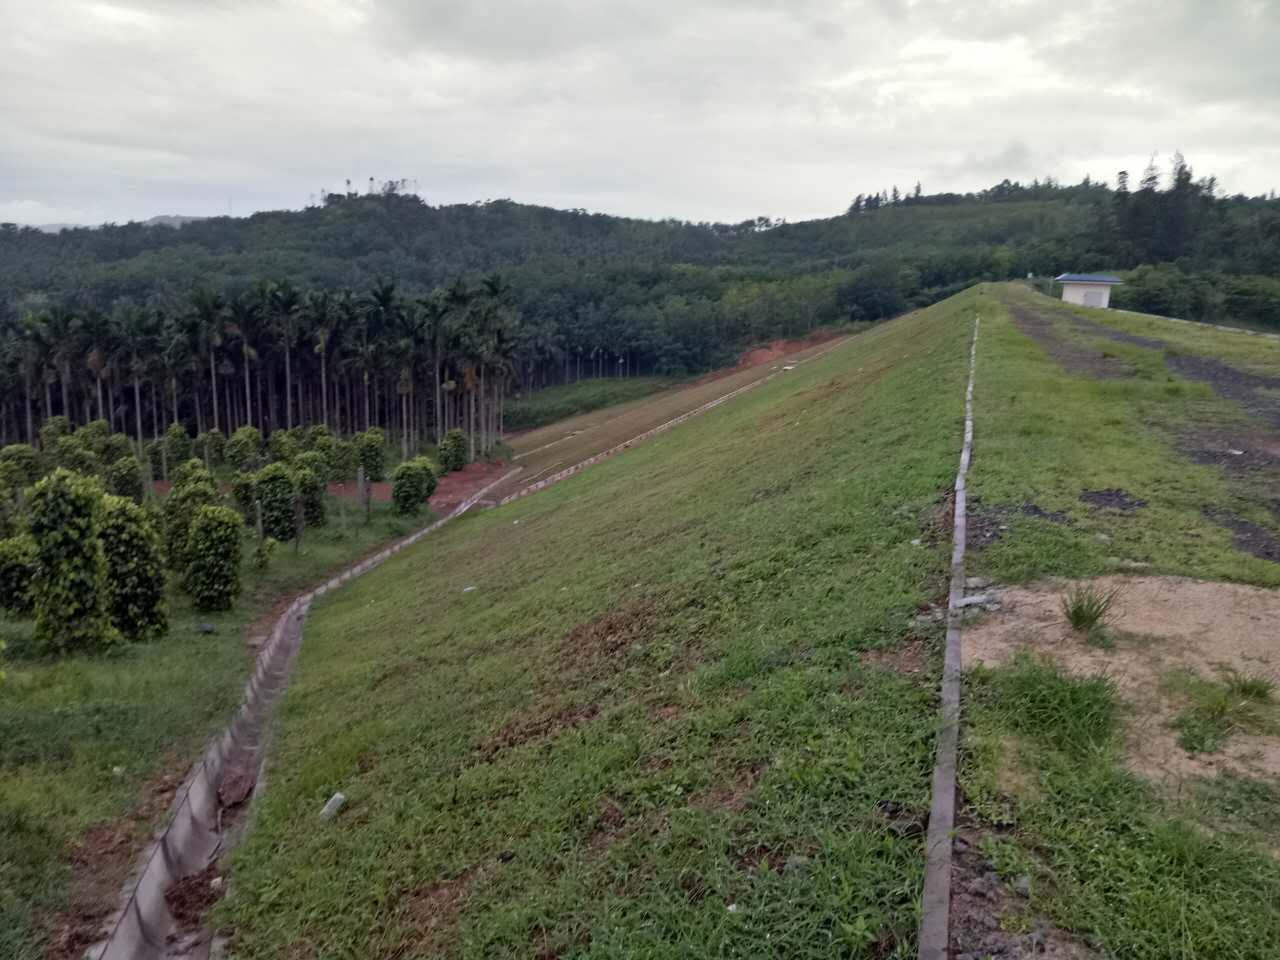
[
  {"x1": 90, "y1": 467, "x2": 522, "y2": 960},
  {"x1": 918, "y1": 315, "x2": 980, "y2": 960},
  {"x1": 498, "y1": 335, "x2": 853, "y2": 506}
]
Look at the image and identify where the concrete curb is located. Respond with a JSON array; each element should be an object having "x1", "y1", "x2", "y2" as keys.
[
  {"x1": 89, "y1": 468, "x2": 521, "y2": 960},
  {"x1": 498, "y1": 335, "x2": 852, "y2": 506},
  {"x1": 918, "y1": 315, "x2": 980, "y2": 960}
]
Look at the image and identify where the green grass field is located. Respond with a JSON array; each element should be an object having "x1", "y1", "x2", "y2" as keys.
[
  {"x1": 220, "y1": 284, "x2": 1280, "y2": 959},
  {"x1": 503, "y1": 377, "x2": 675, "y2": 432},
  {"x1": 0, "y1": 497, "x2": 426, "y2": 958}
]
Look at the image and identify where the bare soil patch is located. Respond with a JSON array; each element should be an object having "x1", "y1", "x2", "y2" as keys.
[
  {"x1": 1006, "y1": 302, "x2": 1135, "y2": 379},
  {"x1": 164, "y1": 863, "x2": 223, "y2": 932},
  {"x1": 967, "y1": 500, "x2": 1071, "y2": 548},
  {"x1": 692, "y1": 763, "x2": 766, "y2": 812},
  {"x1": 1166, "y1": 354, "x2": 1280, "y2": 430},
  {"x1": 1203, "y1": 507, "x2": 1280, "y2": 564},
  {"x1": 860, "y1": 641, "x2": 930, "y2": 678},
  {"x1": 963, "y1": 576, "x2": 1280, "y2": 787},
  {"x1": 1080, "y1": 488, "x2": 1146, "y2": 511},
  {"x1": 950, "y1": 824, "x2": 1096, "y2": 960},
  {"x1": 402, "y1": 867, "x2": 476, "y2": 955}
]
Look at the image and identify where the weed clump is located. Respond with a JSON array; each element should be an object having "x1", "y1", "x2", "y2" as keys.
[{"x1": 1061, "y1": 583, "x2": 1120, "y2": 633}]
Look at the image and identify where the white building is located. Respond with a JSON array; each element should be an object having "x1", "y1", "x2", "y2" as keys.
[{"x1": 1055, "y1": 273, "x2": 1122, "y2": 309}]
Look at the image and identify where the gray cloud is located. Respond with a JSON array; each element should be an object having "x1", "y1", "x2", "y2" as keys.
[{"x1": 0, "y1": 0, "x2": 1276, "y2": 227}]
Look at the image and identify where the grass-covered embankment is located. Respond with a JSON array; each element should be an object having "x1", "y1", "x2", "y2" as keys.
[
  {"x1": 958, "y1": 284, "x2": 1280, "y2": 959},
  {"x1": 219, "y1": 294, "x2": 994, "y2": 957},
  {"x1": 503, "y1": 377, "x2": 674, "y2": 432}
]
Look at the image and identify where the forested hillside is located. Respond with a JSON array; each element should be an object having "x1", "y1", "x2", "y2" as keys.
[{"x1": 0, "y1": 157, "x2": 1276, "y2": 448}]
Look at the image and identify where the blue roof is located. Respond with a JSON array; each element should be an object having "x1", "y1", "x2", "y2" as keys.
[{"x1": 1055, "y1": 273, "x2": 1122, "y2": 284}]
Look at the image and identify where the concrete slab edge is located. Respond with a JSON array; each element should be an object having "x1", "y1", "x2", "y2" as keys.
[{"x1": 918, "y1": 315, "x2": 981, "y2": 960}]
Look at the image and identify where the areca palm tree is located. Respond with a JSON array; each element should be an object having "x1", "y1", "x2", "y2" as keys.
[
  {"x1": 269, "y1": 282, "x2": 301, "y2": 430},
  {"x1": 190, "y1": 288, "x2": 226, "y2": 432},
  {"x1": 303, "y1": 290, "x2": 335, "y2": 428},
  {"x1": 227, "y1": 292, "x2": 263, "y2": 430}
]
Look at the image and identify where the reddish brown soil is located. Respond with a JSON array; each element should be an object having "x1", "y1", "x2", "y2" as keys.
[
  {"x1": 326, "y1": 460, "x2": 509, "y2": 511},
  {"x1": 692, "y1": 329, "x2": 847, "y2": 387},
  {"x1": 42, "y1": 764, "x2": 186, "y2": 960}
]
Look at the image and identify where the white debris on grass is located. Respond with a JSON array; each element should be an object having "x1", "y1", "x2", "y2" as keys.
[{"x1": 320, "y1": 792, "x2": 347, "y2": 820}]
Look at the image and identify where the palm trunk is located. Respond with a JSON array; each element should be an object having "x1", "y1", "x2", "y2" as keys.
[
  {"x1": 23, "y1": 368, "x2": 34, "y2": 443},
  {"x1": 243, "y1": 352, "x2": 253, "y2": 430},
  {"x1": 320, "y1": 353, "x2": 328, "y2": 427},
  {"x1": 133, "y1": 376, "x2": 144, "y2": 451},
  {"x1": 284, "y1": 339, "x2": 293, "y2": 429},
  {"x1": 210, "y1": 350, "x2": 219, "y2": 432}
]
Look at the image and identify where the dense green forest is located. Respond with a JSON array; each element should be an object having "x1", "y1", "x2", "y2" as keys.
[{"x1": 0, "y1": 155, "x2": 1276, "y2": 447}]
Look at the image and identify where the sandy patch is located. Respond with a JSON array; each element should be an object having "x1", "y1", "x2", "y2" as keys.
[{"x1": 962, "y1": 576, "x2": 1280, "y2": 786}]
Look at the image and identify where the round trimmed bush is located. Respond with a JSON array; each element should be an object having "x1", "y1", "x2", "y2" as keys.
[
  {"x1": 292, "y1": 450, "x2": 326, "y2": 477},
  {"x1": 438, "y1": 428, "x2": 467, "y2": 473},
  {"x1": 294, "y1": 467, "x2": 326, "y2": 528},
  {"x1": 27, "y1": 468, "x2": 119, "y2": 655},
  {"x1": 197, "y1": 428, "x2": 226, "y2": 466},
  {"x1": 0, "y1": 534, "x2": 37, "y2": 617},
  {"x1": 144, "y1": 438, "x2": 164, "y2": 477},
  {"x1": 327, "y1": 438, "x2": 358, "y2": 482},
  {"x1": 0, "y1": 443, "x2": 42, "y2": 486},
  {"x1": 254, "y1": 463, "x2": 297, "y2": 541},
  {"x1": 104, "y1": 455, "x2": 144, "y2": 502},
  {"x1": 230, "y1": 472, "x2": 257, "y2": 518},
  {"x1": 182, "y1": 505, "x2": 243, "y2": 612},
  {"x1": 355, "y1": 428, "x2": 387, "y2": 481},
  {"x1": 226, "y1": 426, "x2": 264, "y2": 472},
  {"x1": 171, "y1": 457, "x2": 212, "y2": 490},
  {"x1": 164, "y1": 422, "x2": 193, "y2": 466},
  {"x1": 80, "y1": 419, "x2": 110, "y2": 455},
  {"x1": 391, "y1": 457, "x2": 438, "y2": 516},
  {"x1": 163, "y1": 471, "x2": 219, "y2": 569},
  {"x1": 101, "y1": 495, "x2": 167, "y2": 641},
  {"x1": 48, "y1": 434, "x2": 97, "y2": 475},
  {"x1": 100, "y1": 433, "x2": 135, "y2": 466},
  {"x1": 39, "y1": 415, "x2": 72, "y2": 450},
  {"x1": 268, "y1": 428, "x2": 301, "y2": 464}
]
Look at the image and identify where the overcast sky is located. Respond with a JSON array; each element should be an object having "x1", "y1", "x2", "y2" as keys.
[{"x1": 2, "y1": 0, "x2": 1277, "y2": 227}]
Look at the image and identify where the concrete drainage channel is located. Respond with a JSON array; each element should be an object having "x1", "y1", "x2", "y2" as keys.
[
  {"x1": 918, "y1": 316, "x2": 981, "y2": 960},
  {"x1": 89, "y1": 469, "x2": 520, "y2": 960},
  {"x1": 91, "y1": 337, "x2": 858, "y2": 960}
]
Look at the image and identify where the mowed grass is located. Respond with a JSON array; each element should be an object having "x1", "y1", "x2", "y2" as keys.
[
  {"x1": 967, "y1": 284, "x2": 1280, "y2": 587},
  {"x1": 501, "y1": 336, "x2": 852, "y2": 499},
  {"x1": 0, "y1": 498, "x2": 424, "y2": 959},
  {"x1": 961, "y1": 284, "x2": 1280, "y2": 958},
  {"x1": 218, "y1": 296, "x2": 990, "y2": 958},
  {"x1": 504, "y1": 377, "x2": 675, "y2": 432}
]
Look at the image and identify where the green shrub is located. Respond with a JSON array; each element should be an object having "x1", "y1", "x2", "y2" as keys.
[
  {"x1": 48, "y1": 434, "x2": 97, "y2": 475},
  {"x1": 164, "y1": 422, "x2": 193, "y2": 465},
  {"x1": 79, "y1": 419, "x2": 110, "y2": 455},
  {"x1": 0, "y1": 480, "x2": 20, "y2": 538},
  {"x1": 144, "y1": 438, "x2": 165, "y2": 477},
  {"x1": 226, "y1": 425, "x2": 264, "y2": 471},
  {"x1": 230, "y1": 471, "x2": 257, "y2": 517},
  {"x1": 27, "y1": 468, "x2": 119, "y2": 655},
  {"x1": 100, "y1": 433, "x2": 135, "y2": 466},
  {"x1": 171, "y1": 457, "x2": 212, "y2": 489},
  {"x1": 163, "y1": 472, "x2": 219, "y2": 569},
  {"x1": 438, "y1": 428, "x2": 467, "y2": 472},
  {"x1": 0, "y1": 534, "x2": 37, "y2": 617},
  {"x1": 182, "y1": 505, "x2": 243, "y2": 612},
  {"x1": 327, "y1": 438, "x2": 358, "y2": 481},
  {"x1": 0, "y1": 443, "x2": 42, "y2": 486},
  {"x1": 294, "y1": 467, "x2": 326, "y2": 528},
  {"x1": 355, "y1": 428, "x2": 387, "y2": 481},
  {"x1": 254, "y1": 463, "x2": 297, "y2": 541},
  {"x1": 292, "y1": 450, "x2": 326, "y2": 476},
  {"x1": 104, "y1": 455, "x2": 144, "y2": 502},
  {"x1": 305, "y1": 424, "x2": 334, "y2": 450},
  {"x1": 38, "y1": 415, "x2": 71, "y2": 450},
  {"x1": 100, "y1": 495, "x2": 167, "y2": 641},
  {"x1": 268, "y1": 428, "x2": 301, "y2": 464},
  {"x1": 197, "y1": 428, "x2": 226, "y2": 466},
  {"x1": 391, "y1": 457, "x2": 438, "y2": 516}
]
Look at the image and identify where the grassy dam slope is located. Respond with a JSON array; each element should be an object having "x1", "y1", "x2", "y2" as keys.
[{"x1": 220, "y1": 286, "x2": 1280, "y2": 959}]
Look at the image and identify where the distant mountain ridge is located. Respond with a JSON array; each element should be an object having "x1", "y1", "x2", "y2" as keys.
[{"x1": 34, "y1": 214, "x2": 208, "y2": 234}]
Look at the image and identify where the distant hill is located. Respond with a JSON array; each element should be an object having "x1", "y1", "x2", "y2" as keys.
[{"x1": 2, "y1": 168, "x2": 1278, "y2": 331}]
